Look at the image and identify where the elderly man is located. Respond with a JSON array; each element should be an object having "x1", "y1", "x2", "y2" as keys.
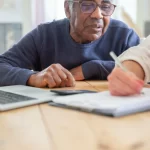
[
  {"x1": 108, "y1": 35, "x2": 150, "y2": 96},
  {"x1": 0, "y1": 0, "x2": 139, "y2": 88}
]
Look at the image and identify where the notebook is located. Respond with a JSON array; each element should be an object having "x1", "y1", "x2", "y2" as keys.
[
  {"x1": 49, "y1": 88, "x2": 150, "y2": 117},
  {"x1": 0, "y1": 85, "x2": 56, "y2": 111}
]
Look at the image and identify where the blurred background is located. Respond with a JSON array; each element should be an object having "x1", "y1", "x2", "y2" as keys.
[{"x1": 0, "y1": 0, "x2": 149, "y2": 54}]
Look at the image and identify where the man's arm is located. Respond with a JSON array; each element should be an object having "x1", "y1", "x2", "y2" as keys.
[
  {"x1": 0, "y1": 25, "x2": 75, "y2": 88},
  {"x1": 82, "y1": 60, "x2": 115, "y2": 80},
  {"x1": 0, "y1": 26, "x2": 42, "y2": 86},
  {"x1": 70, "y1": 60, "x2": 115, "y2": 80}
]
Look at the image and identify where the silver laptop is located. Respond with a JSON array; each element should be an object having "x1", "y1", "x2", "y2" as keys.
[{"x1": 0, "y1": 85, "x2": 55, "y2": 111}]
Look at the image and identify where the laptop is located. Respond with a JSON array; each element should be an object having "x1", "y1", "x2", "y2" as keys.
[{"x1": 0, "y1": 85, "x2": 55, "y2": 111}]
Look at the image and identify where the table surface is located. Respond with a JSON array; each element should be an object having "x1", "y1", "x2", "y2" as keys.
[{"x1": 1, "y1": 81, "x2": 150, "y2": 150}]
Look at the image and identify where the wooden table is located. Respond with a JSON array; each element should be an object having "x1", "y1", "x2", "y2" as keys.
[{"x1": 1, "y1": 81, "x2": 150, "y2": 150}]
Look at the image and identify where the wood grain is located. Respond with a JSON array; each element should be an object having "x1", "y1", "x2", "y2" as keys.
[{"x1": 0, "y1": 106, "x2": 53, "y2": 150}]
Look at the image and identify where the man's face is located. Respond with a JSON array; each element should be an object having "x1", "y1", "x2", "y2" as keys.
[{"x1": 65, "y1": 0, "x2": 115, "y2": 43}]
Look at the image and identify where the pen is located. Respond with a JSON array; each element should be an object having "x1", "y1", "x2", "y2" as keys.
[{"x1": 109, "y1": 51, "x2": 128, "y2": 72}]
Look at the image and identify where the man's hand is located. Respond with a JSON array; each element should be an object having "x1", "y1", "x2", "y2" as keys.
[
  {"x1": 70, "y1": 66, "x2": 85, "y2": 81},
  {"x1": 107, "y1": 68, "x2": 144, "y2": 96},
  {"x1": 27, "y1": 64, "x2": 75, "y2": 88}
]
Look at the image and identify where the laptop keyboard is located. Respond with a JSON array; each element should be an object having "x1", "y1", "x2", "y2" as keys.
[{"x1": 0, "y1": 90, "x2": 37, "y2": 104}]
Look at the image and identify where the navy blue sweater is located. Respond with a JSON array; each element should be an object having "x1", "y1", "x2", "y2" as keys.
[{"x1": 0, "y1": 18, "x2": 140, "y2": 86}]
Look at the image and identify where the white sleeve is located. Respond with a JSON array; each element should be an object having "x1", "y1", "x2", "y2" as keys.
[{"x1": 118, "y1": 35, "x2": 150, "y2": 83}]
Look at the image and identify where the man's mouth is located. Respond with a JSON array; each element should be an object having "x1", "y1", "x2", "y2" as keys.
[
  {"x1": 88, "y1": 23, "x2": 103, "y2": 28},
  {"x1": 88, "y1": 24, "x2": 103, "y2": 32},
  {"x1": 91, "y1": 27, "x2": 102, "y2": 32}
]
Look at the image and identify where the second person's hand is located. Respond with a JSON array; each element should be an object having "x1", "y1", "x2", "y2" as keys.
[{"x1": 107, "y1": 67, "x2": 144, "y2": 96}]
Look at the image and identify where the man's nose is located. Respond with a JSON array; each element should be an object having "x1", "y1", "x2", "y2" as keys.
[{"x1": 90, "y1": 7, "x2": 103, "y2": 19}]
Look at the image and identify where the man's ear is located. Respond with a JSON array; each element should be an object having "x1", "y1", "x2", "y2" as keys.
[{"x1": 64, "y1": 1, "x2": 71, "y2": 19}]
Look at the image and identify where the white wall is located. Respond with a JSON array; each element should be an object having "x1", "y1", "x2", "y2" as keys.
[
  {"x1": 0, "y1": 0, "x2": 33, "y2": 35},
  {"x1": 21, "y1": 0, "x2": 32, "y2": 35},
  {"x1": 44, "y1": 0, "x2": 65, "y2": 22},
  {"x1": 121, "y1": 0, "x2": 137, "y2": 23},
  {"x1": 0, "y1": 0, "x2": 22, "y2": 23},
  {"x1": 113, "y1": 0, "x2": 137, "y2": 23}
]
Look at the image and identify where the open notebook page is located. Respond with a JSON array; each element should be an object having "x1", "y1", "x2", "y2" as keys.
[{"x1": 51, "y1": 88, "x2": 150, "y2": 117}]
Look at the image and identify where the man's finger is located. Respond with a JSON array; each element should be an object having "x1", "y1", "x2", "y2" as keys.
[
  {"x1": 52, "y1": 64, "x2": 75, "y2": 87},
  {"x1": 50, "y1": 68, "x2": 62, "y2": 86},
  {"x1": 61, "y1": 67, "x2": 75, "y2": 87},
  {"x1": 43, "y1": 72, "x2": 56, "y2": 88}
]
